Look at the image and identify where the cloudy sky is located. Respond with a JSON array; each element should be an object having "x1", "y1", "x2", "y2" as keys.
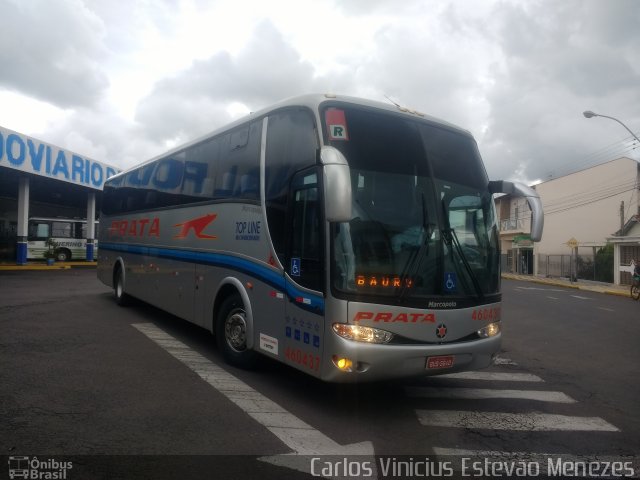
[{"x1": 1, "y1": 0, "x2": 638, "y2": 184}]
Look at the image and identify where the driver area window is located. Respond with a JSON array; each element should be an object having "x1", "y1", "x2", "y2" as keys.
[{"x1": 289, "y1": 170, "x2": 323, "y2": 292}]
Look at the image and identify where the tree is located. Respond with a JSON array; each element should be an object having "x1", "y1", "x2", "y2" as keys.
[{"x1": 594, "y1": 244, "x2": 613, "y2": 283}]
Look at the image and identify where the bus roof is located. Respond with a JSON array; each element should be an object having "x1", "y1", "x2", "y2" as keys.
[{"x1": 108, "y1": 93, "x2": 474, "y2": 182}]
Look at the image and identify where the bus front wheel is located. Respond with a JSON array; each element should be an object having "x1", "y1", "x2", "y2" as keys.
[{"x1": 216, "y1": 294, "x2": 256, "y2": 369}]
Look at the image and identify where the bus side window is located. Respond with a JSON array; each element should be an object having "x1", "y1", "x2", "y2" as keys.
[
  {"x1": 237, "y1": 121, "x2": 262, "y2": 201},
  {"x1": 214, "y1": 134, "x2": 233, "y2": 197},
  {"x1": 215, "y1": 166, "x2": 237, "y2": 197},
  {"x1": 52, "y1": 222, "x2": 72, "y2": 238},
  {"x1": 265, "y1": 108, "x2": 318, "y2": 265},
  {"x1": 224, "y1": 121, "x2": 261, "y2": 200},
  {"x1": 184, "y1": 137, "x2": 218, "y2": 199},
  {"x1": 240, "y1": 170, "x2": 259, "y2": 197},
  {"x1": 289, "y1": 170, "x2": 323, "y2": 292},
  {"x1": 38, "y1": 223, "x2": 49, "y2": 238},
  {"x1": 29, "y1": 222, "x2": 49, "y2": 239}
]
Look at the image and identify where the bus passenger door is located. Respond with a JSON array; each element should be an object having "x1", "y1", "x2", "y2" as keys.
[{"x1": 283, "y1": 168, "x2": 325, "y2": 377}]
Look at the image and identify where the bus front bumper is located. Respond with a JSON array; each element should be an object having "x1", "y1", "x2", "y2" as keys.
[{"x1": 320, "y1": 333, "x2": 501, "y2": 383}]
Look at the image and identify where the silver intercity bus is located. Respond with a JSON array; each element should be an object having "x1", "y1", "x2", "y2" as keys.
[{"x1": 98, "y1": 94, "x2": 543, "y2": 382}]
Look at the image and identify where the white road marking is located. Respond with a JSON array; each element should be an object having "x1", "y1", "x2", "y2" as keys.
[
  {"x1": 433, "y1": 446, "x2": 549, "y2": 457},
  {"x1": 432, "y1": 447, "x2": 625, "y2": 466},
  {"x1": 493, "y1": 356, "x2": 518, "y2": 366},
  {"x1": 547, "y1": 296, "x2": 559, "y2": 300},
  {"x1": 597, "y1": 306, "x2": 615, "y2": 312},
  {"x1": 132, "y1": 323, "x2": 376, "y2": 477},
  {"x1": 571, "y1": 295, "x2": 591, "y2": 300},
  {"x1": 416, "y1": 410, "x2": 619, "y2": 432},
  {"x1": 436, "y1": 372, "x2": 544, "y2": 382},
  {"x1": 406, "y1": 387, "x2": 576, "y2": 403},
  {"x1": 516, "y1": 287, "x2": 565, "y2": 292}
]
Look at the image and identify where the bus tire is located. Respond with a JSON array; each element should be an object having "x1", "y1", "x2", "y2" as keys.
[
  {"x1": 56, "y1": 249, "x2": 71, "y2": 262},
  {"x1": 216, "y1": 294, "x2": 257, "y2": 369},
  {"x1": 114, "y1": 266, "x2": 130, "y2": 307}
]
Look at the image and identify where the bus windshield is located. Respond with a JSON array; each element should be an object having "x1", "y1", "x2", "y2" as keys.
[{"x1": 326, "y1": 105, "x2": 500, "y2": 303}]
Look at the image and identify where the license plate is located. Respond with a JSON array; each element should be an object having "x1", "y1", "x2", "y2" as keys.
[{"x1": 427, "y1": 355, "x2": 455, "y2": 369}]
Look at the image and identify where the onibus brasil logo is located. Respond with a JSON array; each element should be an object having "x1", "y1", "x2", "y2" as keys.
[{"x1": 8, "y1": 456, "x2": 72, "y2": 479}]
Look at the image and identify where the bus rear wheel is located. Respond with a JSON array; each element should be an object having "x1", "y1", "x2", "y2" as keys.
[
  {"x1": 216, "y1": 294, "x2": 256, "y2": 369},
  {"x1": 114, "y1": 267, "x2": 130, "y2": 306},
  {"x1": 55, "y1": 249, "x2": 71, "y2": 262}
]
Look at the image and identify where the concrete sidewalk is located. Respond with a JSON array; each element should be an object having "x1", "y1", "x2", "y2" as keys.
[
  {"x1": 0, "y1": 261, "x2": 97, "y2": 271},
  {"x1": 502, "y1": 272, "x2": 631, "y2": 298}
]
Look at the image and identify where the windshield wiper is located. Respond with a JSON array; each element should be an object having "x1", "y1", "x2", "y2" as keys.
[
  {"x1": 441, "y1": 200, "x2": 484, "y2": 300},
  {"x1": 398, "y1": 193, "x2": 433, "y2": 303}
]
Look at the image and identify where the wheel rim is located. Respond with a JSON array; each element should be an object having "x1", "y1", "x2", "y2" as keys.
[
  {"x1": 116, "y1": 274, "x2": 123, "y2": 298},
  {"x1": 224, "y1": 309, "x2": 247, "y2": 352}
]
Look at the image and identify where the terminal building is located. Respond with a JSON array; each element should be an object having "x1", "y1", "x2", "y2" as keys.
[{"x1": 0, "y1": 125, "x2": 119, "y2": 263}]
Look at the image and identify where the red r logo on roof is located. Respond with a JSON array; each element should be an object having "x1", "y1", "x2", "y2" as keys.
[{"x1": 173, "y1": 214, "x2": 218, "y2": 239}]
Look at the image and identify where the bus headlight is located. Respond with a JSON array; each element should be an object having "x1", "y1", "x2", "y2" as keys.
[
  {"x1": 332, "y1": 323, "x2": 394, "y2": 344},
  {"x1": 477, "y1": 322, "x2": 501, "y2": 338}
]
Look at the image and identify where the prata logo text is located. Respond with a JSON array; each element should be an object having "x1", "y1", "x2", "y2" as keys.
[
  {"x1": 107, "y1": 214, "x2": 218, "y2": 240},
  {"x1": 353, "y1": 311, "x2": 436, "y2": 323}
]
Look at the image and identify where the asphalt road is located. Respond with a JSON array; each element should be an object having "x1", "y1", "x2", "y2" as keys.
[{"x1": 1, "y1": 270, "x2": 638, "y2": 479}]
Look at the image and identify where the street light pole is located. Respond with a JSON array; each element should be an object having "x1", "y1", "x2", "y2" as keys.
[{"x1": 583, "y1": 110, "x2": 640, "y2": 144}]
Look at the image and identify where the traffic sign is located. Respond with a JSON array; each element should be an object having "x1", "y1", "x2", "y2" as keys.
[{"x1": 566, "y1": 237, "x2": 579, "y2": 248}]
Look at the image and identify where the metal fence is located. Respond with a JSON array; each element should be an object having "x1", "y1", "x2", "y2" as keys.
[
  {"x1": 537, "y1": 254, "x2": 574, "y2": 278},
  {"x1": 537, "y1": 253, "x2": 613, "y2": 283},
  {"x1": 501, "y1": 245, "x2": 614, "y2": 283}
]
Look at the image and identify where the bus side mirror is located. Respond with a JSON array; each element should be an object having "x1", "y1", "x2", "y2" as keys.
[
  {"x1": 489, "y1": 180, "x2": 544, "y2": 242},
  {"x1": 320, "y1": 146, "x2": 352, "y2": 222}
]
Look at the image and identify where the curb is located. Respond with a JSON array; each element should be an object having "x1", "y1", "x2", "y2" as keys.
[
  {"x1": 0, "y1": 262, "x2": 96, "y2": 271},
  {"x1": 502, "y1": 273, "x2": 631, "y2": 298}
]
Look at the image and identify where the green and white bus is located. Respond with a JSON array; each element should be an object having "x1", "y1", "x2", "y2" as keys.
[
  {"x1": 97, "y1": 94, "x2": 543, "y2": 382},
  {"x1": 28, "y1": 217, "x2": 98, "y2": 262}
]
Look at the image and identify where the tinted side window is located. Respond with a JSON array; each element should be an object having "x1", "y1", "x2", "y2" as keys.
[
  {"x1": 265, "y1": 109, "x2": 317, "y2": 262},
  {"x1": 101, "y1": 121, "x2": 263, "y2": 216},
  {"x1": 215, "y1": 121, "x2": 262, "y2": 200},
  {"x1": 184, "y1": 137, "x2": 219, "y2": 199}
]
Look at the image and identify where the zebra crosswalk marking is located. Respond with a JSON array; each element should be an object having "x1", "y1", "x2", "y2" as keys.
[
  {"x1": 406, "y1": 387, "x2": 576, "y2": 403},
  {"x1": 417, "y1": 410, "x2": 619, "y2": 432},
  {"x1": 436, "y1": 371, "x2": 544, "y2": 382}
]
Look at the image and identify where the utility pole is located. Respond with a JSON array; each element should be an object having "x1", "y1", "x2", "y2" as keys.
[{"x1": 620, "y1": 201, "x2": 625, "y2": 233}]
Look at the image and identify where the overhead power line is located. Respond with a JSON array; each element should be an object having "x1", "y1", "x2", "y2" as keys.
[
  {"x1": 542, "y1": 178, "x2": 637, "y2": 210},
  {"x1": 543, "y1": 134, "x2": 639, "y2": 180},
  {"x1": 498, "y1": 178, "x2": 638, "y2": 221},
  {"x1": 544, "y1": 184, "x2": 637, "y2": 216}
]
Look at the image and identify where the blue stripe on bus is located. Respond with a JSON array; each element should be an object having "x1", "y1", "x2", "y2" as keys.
[{"x1": 100, "y1": 242, "x2": 324, "y2": 314}]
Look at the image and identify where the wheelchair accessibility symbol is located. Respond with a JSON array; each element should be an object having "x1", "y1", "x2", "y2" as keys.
[
  {"x1": 291, "y1": 258, "x2": 301, "y2": 277},
  {"x1": 444, "y1": 272, "x2": 457, "y2": 292}
]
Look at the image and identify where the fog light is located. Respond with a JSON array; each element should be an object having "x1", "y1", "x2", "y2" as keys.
[
  {"x1": 332, "y1": 323, "x2": 394, "y2": 344},
  {"x1": 477, "y1": 322, "x2": 501, "y2": 338},
  {"x1": 332, "y1": 356, "x2": 354, "y2": 372}
]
